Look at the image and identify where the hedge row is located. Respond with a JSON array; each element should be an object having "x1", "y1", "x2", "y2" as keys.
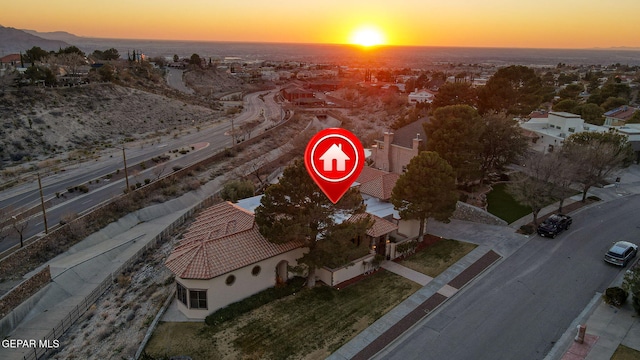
[{"x1": 205, "y1": 277, "x2": 305, "y2": 327}]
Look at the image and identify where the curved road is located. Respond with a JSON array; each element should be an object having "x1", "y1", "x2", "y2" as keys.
[
  {"x1": 376, "y1": 194, "x2": 640, "y2": 360},
  {"x1": 0, "y1": 89, "x2": 281, "y2": 252}
]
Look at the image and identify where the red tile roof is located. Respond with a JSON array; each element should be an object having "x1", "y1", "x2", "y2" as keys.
[
  {"x1": 165, "y1": 202, "x2": 304, "y2": 280},
  {"x1": 0, "y1": 54, "x2": 21, "y2": 64},
  {"x1": 349, "y1": 213, "x2": 398, "y2": 238},
  {"x1": 357, "y1": 167, "x2": 399, "y2": 200}
]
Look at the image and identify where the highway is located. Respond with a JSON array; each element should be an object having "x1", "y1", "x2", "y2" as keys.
[
  {"x1": 0, "y1": 89, "x2": 282, "y2": 252},
  {"x1": 377, "y1": 194, "x2": 640, "y2": 360}
]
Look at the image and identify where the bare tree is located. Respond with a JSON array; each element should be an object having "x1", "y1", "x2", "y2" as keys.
[
  {"x1": 10, "y1": 212, "x2": 30, "y2": 248},
  {"x1": 240, "y1": 119, "x2": 261, "y2": 140},
  {"x1": 562, "y1": 131, "x2": 635, "y2": 202},
  {"x1": 153, "y1": 162, "x2": 168, "y2": 180},
  {"x1": 546, "y1": 152, "x2": 579, "y2": 213},
  {"x1": 506, "y1": 152, "x2": 556, "y2": 226}
]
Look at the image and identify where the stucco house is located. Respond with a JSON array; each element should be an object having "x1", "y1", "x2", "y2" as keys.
[
  {"x1": 165, "y1": 201, "x2": 306, "y2": 320},
  {"x1": 165, "y1": 165, "x2": 429, "y2": 319},
  {"x1": 371, "y1": 118, "x2": 428, "y2": 174},
  {"x1": 520, "y1": 111, "x2": 607, "y2": 152},
  {"x1": 408, "y1": 89, "x2": 436, "y2": 104}
]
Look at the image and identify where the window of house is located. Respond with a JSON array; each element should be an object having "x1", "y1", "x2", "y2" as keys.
[
  {"x1": 252, "y1": 266, "x2": 261, "y2": 276},
  {"x1": 568, "y1": 127, "x2": 575, "y2": 133},
  {"x1": 226, "y1": 274, "x2": 236, "y2": 285},
  {"x1": 189, "y1": 290, "x2": 207, "y2": 309},
  {"x1": 176, "y1": 282, "x2": 187, "y2": 306}
]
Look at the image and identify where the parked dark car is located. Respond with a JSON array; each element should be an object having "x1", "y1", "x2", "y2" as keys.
[
  {"x1": 604, "y1": 241, "x2": 638, "y2": 267},
  {"x1": 537, "y1": 214, "x2": 572, "y2": 238}
]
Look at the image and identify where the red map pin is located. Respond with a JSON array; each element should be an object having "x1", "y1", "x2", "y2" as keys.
[{"x1": 304, "y1": 128, "x2": 365, "y2": 204}]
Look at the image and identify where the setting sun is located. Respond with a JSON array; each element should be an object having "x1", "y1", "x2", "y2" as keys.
[{"x1": 349, "y1": 26, "x2": 386, "y2": 47}]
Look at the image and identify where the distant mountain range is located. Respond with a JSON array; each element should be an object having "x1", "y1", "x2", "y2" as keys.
[
  {"x1": 2, "y1": 24, "x2": 640, "y2": 66},
  {"x1": 0, "y1": 25, "x2": 69, "y2": 56},
  {"x1": 21, "y1": 29, "x2": 86, "y2": 43}
]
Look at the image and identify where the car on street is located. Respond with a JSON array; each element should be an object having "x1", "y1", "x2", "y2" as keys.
[
  {"x1": 604, "y1": 241, "x2": 638, "y2": 267},
  {"x1": 537, "y1": 214, "x2": 572, "y2": 238}
]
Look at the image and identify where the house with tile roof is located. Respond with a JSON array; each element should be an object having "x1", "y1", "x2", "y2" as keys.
[
  {"x1": 165, "y1": 167, "x2": 430, "y2": 318},
  {"x1": 356, "y1": 167, "x2": 425, "y2": 255},
  {"x1": 165, "y1": 201, "x2": 306, "y2": 319},
  {"x1": 371, "y1": 118, "x2": 428, "y2": 174}
]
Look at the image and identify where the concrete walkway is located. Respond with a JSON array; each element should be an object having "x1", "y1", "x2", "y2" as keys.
[{"x1": 381, "y1": 261, "x2": 433, "y2": 286}]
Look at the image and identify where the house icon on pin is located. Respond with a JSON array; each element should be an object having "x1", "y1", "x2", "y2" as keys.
[{"x1": 319, "y1": 143, "x2": 350, "y2": 171}]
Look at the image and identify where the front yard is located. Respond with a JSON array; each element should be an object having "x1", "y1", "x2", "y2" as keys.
[
  {"x1": 144, "y1": 238, "x2": 476, "y2": 360},
  {"x1": 486, "y1": 183, "x2": 532, "y2": 224},
  {"x1": 399, "y1": 238, "x2": 478, "y2": 277}
]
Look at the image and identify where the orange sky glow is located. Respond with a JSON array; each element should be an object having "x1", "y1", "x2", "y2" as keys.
[{"x1": 2, "y1": 0, "x2": 640, "y2": 49}]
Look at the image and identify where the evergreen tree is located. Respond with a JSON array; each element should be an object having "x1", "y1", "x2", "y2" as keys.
[
  {"x1": 391, "y1": 151, "x2": 458, "y2": 238},
  {"x1": 255, "y1": 159, "x2": 370, "y2": 287},
  {"x1": 423, "y1": 105, "x2": 483, "y2": 184}
]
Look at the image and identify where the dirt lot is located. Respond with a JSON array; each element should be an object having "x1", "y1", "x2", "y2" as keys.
[{"x1": 48, "y1": 233, "x2": 178, "y2": 360}]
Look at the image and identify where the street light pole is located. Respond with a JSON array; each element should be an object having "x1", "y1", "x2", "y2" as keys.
[{"x1": 37, "y1": 173, "x2": 48, "y2": 234}]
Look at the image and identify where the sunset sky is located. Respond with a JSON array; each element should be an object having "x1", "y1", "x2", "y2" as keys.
[{"x1": 2, "y1": 0, "x2": 640, "y2": 49}]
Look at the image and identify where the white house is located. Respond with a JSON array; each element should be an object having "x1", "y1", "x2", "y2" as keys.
[
  {"x1": 408, "y1": 89, "x2": 436, "y2": 104},
  {"x1": 165, "y1": 202, "x2": 306, "y2": 320},
  {"x1": 520, "y1": 111, "x2": 607, "y2": 152}
]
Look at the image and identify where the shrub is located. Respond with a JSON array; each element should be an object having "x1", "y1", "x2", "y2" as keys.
[
  {"x1": 220, "y1": 180, "x2": 255, "y2": 202},
  {"x1": 519, "y1": 224, "x2": 535, "y2": 235},
  {"x1": 603, "y1": 286, "x2": 628, "y2": 306}
]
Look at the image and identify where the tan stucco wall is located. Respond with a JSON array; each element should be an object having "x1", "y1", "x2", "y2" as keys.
[
  {"x1": 175, "y1": 247, "x2": 307, "y2": 320},
  {"x1": 397, "y1": 219, "x2": 422, "y2": 238},
  {"x1": 373, "y1": 144, "x2": 419, "y2": 174},
  {"x1": 316, "y1": 254, "x2": 375, "y2": 286}
]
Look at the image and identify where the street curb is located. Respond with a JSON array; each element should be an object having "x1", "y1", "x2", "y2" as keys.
[{"x1": 543, "y1": 293, "x2": 602, "y2": 360}]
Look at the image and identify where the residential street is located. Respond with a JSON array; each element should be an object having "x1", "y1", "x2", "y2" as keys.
[{"x1": 375, "y1": 194, "x2": 640, "y2": 360}]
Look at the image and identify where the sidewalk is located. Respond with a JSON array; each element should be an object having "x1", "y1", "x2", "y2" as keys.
[{"x1": 547, "y1": 262, "x2": 640, "y2": 360}]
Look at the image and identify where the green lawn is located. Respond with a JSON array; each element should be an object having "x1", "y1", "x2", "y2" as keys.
[
  {"x1": 399, "y1": 239, "x2": 477, "y2": 277},
  {"x1": 144, "y1": 240, "x2": 476, "y2": 359},
  {"x1": 611, "y1": 344, "x2": 640, "y2": 360},
  {"x1": 486, "y1": 183, "x2": 532, "y2": 224}
]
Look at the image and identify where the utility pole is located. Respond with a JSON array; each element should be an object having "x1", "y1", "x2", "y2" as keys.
[
  {"x1": 37, "y1": 173, "x2": 48, "y2": 234},
  {"x1": 122, "y1": 147, "x2": 130, "y2": 191},
  {"x1": 231, "y1": 118, "x2": 235, "y2": 148}
]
